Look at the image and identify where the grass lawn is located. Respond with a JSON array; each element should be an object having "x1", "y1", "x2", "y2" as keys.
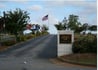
[{"x1": 58, "y1": 53, "x2": 97, "y2": 66}]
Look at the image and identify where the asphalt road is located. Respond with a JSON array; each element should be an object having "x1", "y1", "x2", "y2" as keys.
[{"x1": 0, "y1": 35, "x2": 96, "y2": 70}]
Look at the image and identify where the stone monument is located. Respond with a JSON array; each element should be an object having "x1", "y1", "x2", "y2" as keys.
[{"x1": 57, "y1": 30, "x2": 74, "y2": 57}]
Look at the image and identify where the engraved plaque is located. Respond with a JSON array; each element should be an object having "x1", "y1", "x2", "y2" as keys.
[{"x1": 59, "y1": 34, "x2": 72, "y2": 44}]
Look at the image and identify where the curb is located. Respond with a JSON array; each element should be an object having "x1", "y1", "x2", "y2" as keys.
[{"x1": 57, "y1": 57, "x2": 97, "y2": 67}]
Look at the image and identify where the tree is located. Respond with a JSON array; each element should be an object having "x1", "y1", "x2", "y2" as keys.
[
  {"x1": 32, "y1": 24, "x2": 40, "y2": 35},
  {"x1": 55, "y1": 14, "x2": 92, "y2": 34},
  {"x1": 74, "y1": 22, "x2": 84, "y2": 33},
  {"x1": 54, "y1": 22, "x2": 65, "y2": 30},
  {"x1": 55, "y1": 14, "x2": 82, "y2": 33},
  {"x1": 68, "y1": 14, "x2": 79, "y2": 30},
  {"x1": 82, "y1": 23, "x2": 89, "y2": 33},
  {"x1": 62, "y1": 17, "x2": 68, "y2": 30},
  {"x1": 0, "y1": 17, "x2": 4, "y2": 32},
  {"x1": 4, "y1": 8, "x2": 30, "y2": 41},
  {"x1": 41, "y1": 24, "x2": 49, "y2": 34},
  {"x1": 88, "y1": 25, "x2": 97, "y2": 31}
]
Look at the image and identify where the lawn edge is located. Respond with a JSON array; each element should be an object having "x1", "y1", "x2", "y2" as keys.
[{"x1": 57, "y1": 55, "x2": 97, "y2": 67}]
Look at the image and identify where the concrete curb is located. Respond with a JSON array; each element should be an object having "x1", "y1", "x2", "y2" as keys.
[{"x1": 57, "y1": 57, "x2": 97, "y2": 67}]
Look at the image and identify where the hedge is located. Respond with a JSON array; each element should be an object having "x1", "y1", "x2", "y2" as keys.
[{"x1": 72, "y1": 34, "x2": 97, "y2": 53}]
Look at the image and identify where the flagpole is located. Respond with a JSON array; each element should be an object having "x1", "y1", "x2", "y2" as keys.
[
  {"x1": 42, "y1": 14, "x2": 49, "y2": 31},
  {"x1": 48, "y1": 14, "x2": 49, "y2": 30}
]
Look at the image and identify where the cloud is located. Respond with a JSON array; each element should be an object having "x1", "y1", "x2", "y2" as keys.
[
  {"x1": 0, "y1": 3, "x2": 6, "y2": 8},
  {"x1": 0, "y1": 0, "x2": 29, "y2": 4},
  {"x1": 27, "y1": 5, "x2": 42, "y2": 11},
  {"x1": 48, "y1": 15, "x2": 59, "y2": 24},
  {"x1": 45, "y1": 0, "x2": 96, "y2": 11},
  {"x1": 11, "y1": 0, "x2": 29, "y2": 3},
  {"x1": 46, "y1": 0, "x2": 96, "y2": 8},
  {"x1": 12, "y1": 0, "x2": 28, "y2": 1},
  {"x1": 2, "y1": 0, "x2": 29, "y2": 2},
  {"x1": 45, "y1": 0, "x2": 96, "y2": 15},
  {"x1": 45, "y1": 0, "x2": 96, "y2": 25},
  {"x1": 79, "y1": 8, "x2": 96, "y2": 16},
  {"x1": 31, "y1": 21, "x2": 41, "y2": 25},
  {"x1": 79, "y1": 15, "x2": 97, "y2": 25},
  {"x1": 31, "y1": 14, "x2": 59, "y2": 25}
]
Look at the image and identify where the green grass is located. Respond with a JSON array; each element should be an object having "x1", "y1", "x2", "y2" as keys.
[
  {"x1": 68, "y1": 57, "x2": 96, "y2": 65},
  {"x1": 59, "y1": 53, "x2": 97, "y2": 66}
]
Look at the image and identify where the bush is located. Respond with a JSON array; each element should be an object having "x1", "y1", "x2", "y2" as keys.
[
  {"x1": 36, "y1": 31, "x2": 41, "y2": 36},
  {"x1": 19, "y1": 35, "x2": 27, "y2": 41},
  {"x1": 72, "y1": 34, "x2": 97, "y2": 53},
  {"x1": 1, "y1": 40, "x2": 16, "y2": 46},
  {"x1": 26, "y1": 34, "x2": 35, "y2": 39},
  {"x1": 18, "y1": 34, "x2": 35, "y2": 41}
]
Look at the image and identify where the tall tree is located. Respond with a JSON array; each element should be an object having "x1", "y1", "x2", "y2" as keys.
[
  {"x1": 4, "y1": 8, "x2": 30, "y2": 41},
  {"x1": 68, "y1": 14, "x2": 79, "y2": 30},
  {"x1": 0, "y1": 17, "x2": 4, "y2": 32},
  {"x1": 62, "y1": 17, "x2": 68, "y2": 30}
]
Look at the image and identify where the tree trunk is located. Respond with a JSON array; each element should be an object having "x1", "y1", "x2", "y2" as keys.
[{"x1": 15, "y1": 34, "x2": 20, "y2": 42}]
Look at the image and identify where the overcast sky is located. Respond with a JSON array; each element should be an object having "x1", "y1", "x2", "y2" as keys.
[{"x1": 0, "y1": 0, "x2": 97, "y2": 34}]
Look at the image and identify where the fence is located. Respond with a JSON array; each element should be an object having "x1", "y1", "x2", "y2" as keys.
[{"x1": 0, "y1": 34, "x2": 16, "y2": 42}]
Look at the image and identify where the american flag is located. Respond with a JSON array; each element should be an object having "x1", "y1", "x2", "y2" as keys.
[{"x1": 42, "y1": 15, "x2": 48, "y2": 21}]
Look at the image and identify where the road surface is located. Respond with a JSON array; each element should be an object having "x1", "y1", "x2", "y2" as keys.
[{"x1": 0, "y1": 35, "x2": 96, "y2": 70}]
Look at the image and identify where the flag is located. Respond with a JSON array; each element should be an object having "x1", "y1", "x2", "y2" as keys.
[{"x1": 42, "y1": 15, "x2": 48, "y2": 21}]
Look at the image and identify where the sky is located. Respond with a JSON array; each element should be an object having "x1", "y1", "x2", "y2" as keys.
[{"x1": 0, "y1": 0, "x2": 97, "y2": 34}]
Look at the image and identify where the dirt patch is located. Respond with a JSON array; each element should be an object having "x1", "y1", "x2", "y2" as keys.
[{"x1": 0, "y1": 46, "x2": 10, "y2": 52}]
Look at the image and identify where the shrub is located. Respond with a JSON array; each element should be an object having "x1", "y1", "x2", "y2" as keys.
[
  {"x1": 72, "y1": 34, "x2": 97, "y2": 53},
  {"x1": 1, "y1": 40, "x2": 16, "y2": 46},
  {"x1": 19, "y1": 35, "x2": 27, "y2": 41},
  {"x1": 36, "y1": 31, "x2": 41, "y2": 36},
  {"x1": 18, "y1": 34, "x2": 35, "y2": 41},
  {"x1": 26, "y1": 34, "x2": 35, "y2": 39}
]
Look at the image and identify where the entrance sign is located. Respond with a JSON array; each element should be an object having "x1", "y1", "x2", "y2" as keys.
[
  {"x1": 59, "y1": 34, "x2": 72, "y2": 44},
  {"x1": 57, "y1": 30, "x2": 74, "y2": 57}
]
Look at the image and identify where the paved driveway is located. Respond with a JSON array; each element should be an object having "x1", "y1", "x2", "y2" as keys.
[{"x1": 0, "y1": 35, "x2": 96, "y2": 70}]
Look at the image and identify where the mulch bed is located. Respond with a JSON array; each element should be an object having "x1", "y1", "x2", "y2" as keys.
[{"x1": 58, "y1": 53, "x2": 97, "y2": 67}]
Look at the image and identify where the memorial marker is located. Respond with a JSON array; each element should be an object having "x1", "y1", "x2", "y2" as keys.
[{"x1": 57, "y1": 30, "x2": 74, "y2": 57}]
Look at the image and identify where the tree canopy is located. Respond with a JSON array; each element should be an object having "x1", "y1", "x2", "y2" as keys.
[
  {"x1": 4, "y1": 8, "x2": 30, "y2": 34},
  {"x1": 54, "y1": 14, "x2": 97, "y2": 34},
  {"x1": 4, "y1": 8, "x2": 30, "y2": 41},
  {"x1": 88, "y1": 25, "x2": 97, "y2": 31},
  {"x1": 55, "y1": 14, "x2": 82, "y2": 33},
  {"x1": 54, "y1": 22, "x2": 65, "y2": 30}
]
